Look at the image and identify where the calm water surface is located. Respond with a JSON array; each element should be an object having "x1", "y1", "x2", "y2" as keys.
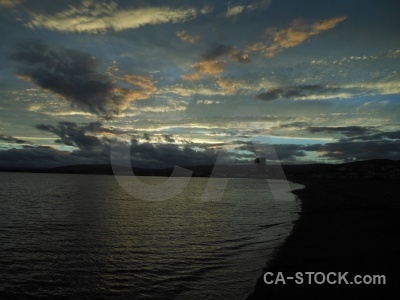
[{"x1": 0, "y1": 173, "x2": 302, "y2": 299}]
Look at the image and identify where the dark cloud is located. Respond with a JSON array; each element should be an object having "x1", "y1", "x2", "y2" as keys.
[
  {"x1": 256, "y1": 139, "x2": 399, "y2": 163},
  {"x1": 233, "y1": 127, "x2": 400, "y2": 162},
  {"x1": 36, "y1": 122, "x2": 107, "y2": 151},
  {"x1": 307, "y1": 126, "x2": 375, "y2": 136},
  {"x1": 128, "y1": 142, "x2": 219, "y2": 168},
  {"x1": 234, "y1": 140, "x2": 306, "y2": 161},
  {"x1": 2, "y1": 132, "x2": 399, "y2": 167},
  {"x1": 182, "y1": 43, "x2": 250, "y2": 80},
  {"x1": 33, "y1": 122, "x2": 222, "y2": 168},
  {"x1": 0, "y1": 146, "x2": 93, "y2": 168},
  {"x1": 337, "y1": 130, "x2": 400, "y2": 142},
  {"x1": 10, "y1": 40, "x2": 139, "y2": 119},
  {"x1": 142, "y1": 133, "x2": 151, "y2": 141},
  {"x1": 257, "y1": 84, "x2": 336, "y2": 101},
  {"x1": 367, "y1": 131, "x2": 400, "y2": 141},
  {"x1": 110, "y1": 137, "x2": 223, "y2": 168},
  {"x1": 264, "y1": 144, "x2": 306, "y2": 161},
  {"x1": 304, "y1": 140, "x2": 400, "y2": 162},
  {"x1": 278, "y1": 122, "x2": 309, "y2": 128},
  {"x1": 203, "y1": 43, "x2": 250, "y2": 64},
  {"x1": 163, "y1": 134, "x2": 175, "y2": 143},
  {"x1": 0, "y1": 133, "x2": 29, "y2": 144},
  {"x1": 298, "y1": 130, "x2": 400, "y2": 161}
]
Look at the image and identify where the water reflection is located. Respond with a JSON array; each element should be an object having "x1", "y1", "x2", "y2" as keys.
[{"x1": 0, "y1": 173, "x2": 301, "y2": 299}]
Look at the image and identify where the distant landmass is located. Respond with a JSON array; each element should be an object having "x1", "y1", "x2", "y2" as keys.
[{"x1": 1, "y1": 159, "x2": 400, "y2": 179}]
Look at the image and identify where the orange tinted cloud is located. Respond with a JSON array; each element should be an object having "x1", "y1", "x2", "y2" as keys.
[
  {"x1": 181, "y1": 73, "x2": 200, "y2": 81},
  {"x1": 182, "y1": 44, "x2": 249, "y2": 81},
  {"x1": 193, "y1": 60, "x2": 224, "y2": 75},
  {"x1": 247, "y1": 16, "x2": 347, "y2": 57},
  {"x1": 217, "y1": 79, "x2": 236, "y2": 94},
  {"x1": 112, "y1": 87, "x2": 150, "y2": 111},
  {"x1": 110, "y1": 73, "x2": 157, "y2": 110},
  {"x1": 117, "y1": 74, "x2": 156, "y2": 92},
  {"x1": 182, "y1": 60, "x2": 224, "y2": 81},
  {"x1": 15, "y1": 74, "x2": 32, "y2": 81}
]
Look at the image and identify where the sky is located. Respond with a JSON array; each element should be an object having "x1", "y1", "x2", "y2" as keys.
[{"x1": 0, "y1": 0, "x2": 399, "y2": 168}]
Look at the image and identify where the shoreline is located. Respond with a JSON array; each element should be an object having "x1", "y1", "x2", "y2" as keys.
[{"x1": 246, "y1": 178, "x2": 400, "y2": 299}]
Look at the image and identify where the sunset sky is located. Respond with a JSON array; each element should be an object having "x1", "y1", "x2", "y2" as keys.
[{"x1": 1, "y1": 0, "x2": 399, "y2": 168}]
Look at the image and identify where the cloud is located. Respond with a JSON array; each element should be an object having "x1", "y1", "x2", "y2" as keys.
[
  {"x1": 307, "y1": 126, "x2": 375, "y2": 137},
  {"x1": 234, "y1": 140, "x2": 306, "y2": 162},
  {"x1": 225, "y1": 0, "x2": 271, "y2": 17},
  {"x1": 35, "y1": 121, "x2": 133, "y2": 149},
  {"x1": 339, "y1": 130, "x2": 400, "y2": 142},
  {"x1": 110, "y1": 72, "x2": 157, "y2": 105},
  {"x1": 257, "y1": 84, "x2": 337, "y2": 101},
  {"x1": 237, "y1": 127, "x2": 400, "y2": 162},
  {"x1": 225, "y1": 5, "x2": 245, "y2": 17},
  {"x1": 246, "y1": 0, "x2": 271, "y2": 11},
  {"x1": 176, "y1": 31, "x2": 201, "y2": 44},
  {"x1": 202, "y1": 44, "x2": 250, "y2": 63},
  {"x1": 0, "y1": 146, "x2": 88, "y2": 168},
  {"x1": 247, "y1": 16, "x2": 347, "y2": 57},
  {"x1": 271, "y1": 144, "x2": 307, "y2": 161},
  {"x1": 0, "y1": 133, "x2": 29, "y2": 144},
  {"x1": 160, "y1": 78, "x2": 242, "y2": 96},
  {"x1": 182, "y1": 44, "x2": 249, "y2": 81},
  {"x1": 11, "y1": 40, "x2": 153, "y2": 119},
  {"x1": 32, "y1": 121, "x2": 223, "y2": 168},
  {"x1": 181, "y1": 73, "x2": 201, "y2": 81},
  {"x1": 182, "y1": 60, "x2": 225, "y2": 80},
  {"x1": 35, "y1": 122, "x2": 108, "y2": 151},
  {"x1": 163, "y1": 134, "x2": 175, "y2": 143},
  {"x1": 305, "y1": 140, "x2": 400, "y2": 162},
  {"x1": 217, "y1": 79, "x2": 237, "y2": 94},
  {"x1": 142, "y1": 133, "x2": 151, "y2": 141},
  {"x1": 301, "y1": 129, "x2": 400, "y2": 161},
  {"x1": 192, "y1": 60, "x2": 225, "y2": 75},
  {"x1": 128, "y1": 141, "x2": 220, "y2": 168},
  {"x1": 343, "y1": 81, "x2": 400, "y2": 96},
  {"x1": 25, "y1": 0, "x2": 198, "y2": 33},
  {"x1": 0, "y1": 0, "x2": 24, "y2": 7},
  {"x1": 278, "y1": 122, "x2": 309, "y2": 129}
]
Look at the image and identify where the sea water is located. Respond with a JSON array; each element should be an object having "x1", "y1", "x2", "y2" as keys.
[{"x1": 0, "y1": 173, "x2": 302, "y2": 299}]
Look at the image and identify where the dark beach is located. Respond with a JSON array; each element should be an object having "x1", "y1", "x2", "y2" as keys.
[{"x1": 247, "y1": 178, "x2": 400, "y2": 299}]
